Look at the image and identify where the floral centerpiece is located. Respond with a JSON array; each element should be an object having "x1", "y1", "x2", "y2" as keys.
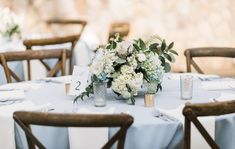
[
  {"x1": 75, "y1": 34, "x2": 178, "y2": 104},
  {"x1": 0, "y1": 8, "x2": 21, "y2": 40}
]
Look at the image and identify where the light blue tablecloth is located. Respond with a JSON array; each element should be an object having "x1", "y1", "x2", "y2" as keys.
[{"x1": 15, "y1": 74, "x2": 235, "y2": 149}]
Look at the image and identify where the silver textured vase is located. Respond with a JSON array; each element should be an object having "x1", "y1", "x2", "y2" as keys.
[{"x1": 93, "y1": 82, "x2": 107, "y2": 107}]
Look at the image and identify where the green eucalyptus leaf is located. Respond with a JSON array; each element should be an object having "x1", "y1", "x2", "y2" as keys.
[
  {"x1": 168, "y1": 42, "x2": 174, "y2": 49},
  {"x1": 133, "y1": 43, "x2": 141, "y2": 51},
  {"x1": 159, "y1": 56, "x2": 165, "y2": 65},
  {"x1": 139, "y1": 39, "x2": 146, "y2": 50},
  {"x1": 161, "y1": 40, "x2": 166, "y2": 51},
  {"x1": 169, "y1": 53, "x2": 176, "y2": 63},
  {"x1": 169, "y1": 49, "x2": 178, "y2": 55},
  {"x1": 111, "y1": 41, "x2": 117, "y2": 49},
  {"x1": 164, "y1": 53, "x2": 172, "y2": 62},
  {"x1": 116, "y1": 58, "x2": 126, "y2": 64},
  {"x1": 106, "y1": 44, "x2": 111, "y2": 49},
  {"x1": 156, "y1": 84, "x2": 162, "y2": 92},
  {"x1": 164, "y1": 62, "x2": 171, "y2": 72},
  {"x1": 149, "y1": 43, "x2": 158, "y2": 51},
  {"x1": 111, "y1": 72, "x2": 121, "y2": 78}
]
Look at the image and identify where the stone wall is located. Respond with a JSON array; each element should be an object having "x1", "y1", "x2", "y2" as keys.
[{"x1": 1, "y1": 0, "x2": 235, "y2": 76}]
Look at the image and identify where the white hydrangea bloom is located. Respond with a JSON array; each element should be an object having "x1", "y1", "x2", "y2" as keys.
[
  {"x1": 103, "y1": 51, "x2": 118, "y2": 75},
  {"x1": 111, "y1": 72, "x2": 143, "y2": 97},
  {"x1": 127, "y1": 55, "x2": 137, "y2": 69},
  {"x1": 90, "y1": 48, "x2": 105, "y2": 75},
  {"x1": 136, "y1": 53, "x2": 146, "y2": 62},
  {"x1": 116, "y1": 40, "x2": 133, "y2": 56},
  {"x1": 120, "y1": 65, "x2": 134, "y2": 74},
  {"x1": 145, "y1": 35, "x2": 162, "y2": 47}
]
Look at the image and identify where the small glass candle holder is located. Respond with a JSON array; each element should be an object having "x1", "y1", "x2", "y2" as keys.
[
  {"x1": 65, "y1": 83, "x2": 70, "y2": 94},
  {"x1": 180, "y1": 75, "x2": 193, "y2": 100},
  {"x1": 144, "y1": 93, "x2": 155, "y2": 107},
  {"x1": 93, "y1": 82, "x2": 107, "y2": 107}
]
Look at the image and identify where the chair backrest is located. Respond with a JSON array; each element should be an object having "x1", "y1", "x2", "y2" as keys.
[
  {"x1": 46, "y1": 19, "x2": 87, "y2": 37},
  {"x1": 108, "y1": 22, "x2": 130, "y2": 41},
  {"x1": 0, "y1": 49, "x2": 67, "y2": 83},
  {"x1": 23, "y1": 35, "x2": 78, "y2": 78},
  {"x1": 184, "y1": 47, "x2": 235, "y2": 74},
  {"x1": 183, "y1": 100, "x2": 235, "y2": 149},
  {"x1": 13, "y1": 111, "x2": 134, "y2": 149}
]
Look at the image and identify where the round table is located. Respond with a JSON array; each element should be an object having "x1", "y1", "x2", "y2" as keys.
[{"x1": 15, "y1": 73, "x2": 235, "y2": 149}]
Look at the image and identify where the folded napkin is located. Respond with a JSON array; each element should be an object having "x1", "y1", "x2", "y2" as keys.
[
  {"x1": 40, "y1": 76, "x2": 72, "y2": 84},
  {"x1": 0, "y1": 90, "x2": 25, "y2": 101},
  {"x1": 213, "y1": 93, "x2": 235, "y2": 102},
  {"x1": 0, "y1": 101, "x2": 50, "y2": 149},
  {"x1": 0, "y1": 82, "x2": 42, "y2": 91},
  {"x1": 68, "y1": 108, "x2": 115, "y2": 149},
  {"x1": 158, "y1": 104, "x2": 215, "y2": 149},
  {"x1": 165, "y1": 73, "x2": 218, "y2": 81},
  {"x1": 201, "y1": 81, "x2": 235, "y2": 91}
]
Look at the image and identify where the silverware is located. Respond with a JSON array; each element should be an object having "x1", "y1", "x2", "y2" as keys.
[
  {"x1": 37, "y1": 79, "x2": 63, "y2": 84},
  {"x1": 152, "y1": 109, "x2": 178, "y2": 122},
  {"x1": 198, "y1": 76, "x2": 233, "y2": 81}
]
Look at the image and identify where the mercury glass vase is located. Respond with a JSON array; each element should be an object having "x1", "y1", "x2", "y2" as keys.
[{"x1": 93, "y1": 82, "x2": 107, "y2": 107}]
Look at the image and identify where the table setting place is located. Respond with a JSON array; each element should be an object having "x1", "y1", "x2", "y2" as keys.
[{"x1": 0, "y1": 26, "x2": 235, "y2": 149}]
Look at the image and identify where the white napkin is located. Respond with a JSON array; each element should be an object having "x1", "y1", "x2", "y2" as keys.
[
  {"x1": 0, "y1": 101, "x2": 50, "y2": 149},
  {"x1": 0, "y1": 82, "x2": 42, "y2": 91},
  {"x1": 158, "y1": 104, "x2": 215, "y2": 149},
  {"x1": 165, "y1": 73, "x2": 218, "y2": 81},
  {"x1": 0, "y1": 90, "x2": 25, "y2": 101},
  {"x1": 201, "y1": 81, "x2": 235, "y2": 91},
  {"x1": 213, "y1": 93, "x2": 235, "y2": 102},
  {"x1": 40, "y1": 76, "x2": 72, "y2": 84},
  {"x1": 68, "y1": 107, "x2": 115, "y2": 149}
]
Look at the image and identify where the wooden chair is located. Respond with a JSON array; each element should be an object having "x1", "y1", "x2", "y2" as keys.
[
  {"x1": 184, "y1": 47, "x2": 235, "y2": 74},
  {"x1": 183, "y1": 100, "x2": 235, "y2": 149},
  {"x1": 23, "y1": 35, "x2": 79, "y2": 78},
  {"x1": 108, "y1": 22, "x2": 130, "y2": 41},
  {"x1": 23, "y1": 19, "x2": 87, "y2": 78},
  {"x1": 46, "y1": 19, "x2": 87, "y2": 36},
  {"x1": 13, "y1": 111, "x2": 134, "y2": 149},
  {"x1": 0, "y1": 49, "x2": 67, "y2": 83}
]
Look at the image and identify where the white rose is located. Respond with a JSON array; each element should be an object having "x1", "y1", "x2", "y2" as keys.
[
  {"x1": 116, "y1": 41, "x2": 133, "y2": 56},
  {"x1": 137, "y1": 53, "x2": 146, "y2": 62}
]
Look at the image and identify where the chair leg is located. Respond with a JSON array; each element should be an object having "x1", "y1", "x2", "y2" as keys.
[
  {"x1": 0, "y1": 55, "x2": 12, "y2": 83},
  {"x1": 184, "y1": 117, "x2": 191, "y2": 149},
  {"x1": 61, "y1": 49, "x2": 66, "y2": 76}
]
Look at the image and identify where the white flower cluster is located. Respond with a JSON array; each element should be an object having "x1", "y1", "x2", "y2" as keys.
[
  {"x1": 0, "y1": 8, "x2": 21, "y2": 39},
  {"x1": 88, "y1": 34, "x2": 176, "y2": 102},
  {"x1": 112, "y1": 65, "x2": 143, "y2": 98},
  {"x1": 140, "y1": 52, "x2": 164, "y2": 84}
]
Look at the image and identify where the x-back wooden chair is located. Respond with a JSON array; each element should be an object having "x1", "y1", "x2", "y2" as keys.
[
  {"x1": 184, "y1": 47, "x2": 235, "y2": 74},
  {"x1": 108, "y1": 22, "x2": 130, "y2": 41},
  {"x1": 183, "y1": 100, "x2": 235, "y2": 149},
  {"x1": 46, "y1": 19, "x2": 87, "y2": 36},
  {"x1": 46, "y1": 19, "x2": 87, "y2": 74},
  {"x1": 0, "y1": 49, "x2": 66, "y2": 83},
  {"x1": 23, "y1": 35, "x2": 78, "y2": 78},
  {"x1": 13, "y1": 111, "x2": 134, "y2": 149}
]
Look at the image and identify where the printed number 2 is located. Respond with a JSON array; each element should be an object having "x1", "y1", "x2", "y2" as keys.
[{"x1": 75, "y1": 80, "x2": 81, "y2": 90}]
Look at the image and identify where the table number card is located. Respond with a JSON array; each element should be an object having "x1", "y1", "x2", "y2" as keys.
[{"x1": 69, "y1": 66, "x2": 90, "y2": 96}]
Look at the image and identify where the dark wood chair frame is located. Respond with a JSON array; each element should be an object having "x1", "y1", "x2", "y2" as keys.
[
  {"x1": 13, "y1": 111, "x2": 134, "y2": 149},
  {"x1": 184, "y1": 47, "x2": 235, "y2": 74},
  {"x1": 183, "y1": 100, "x2": 235, "y2": 149},
  {"x1": 23, "y1": 19, "x2": 87, "y2": 78},
  {"x1": 0, "y1": 49, "x2": 67, "y2": 83}
]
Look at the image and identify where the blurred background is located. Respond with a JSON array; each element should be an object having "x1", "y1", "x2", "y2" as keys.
[{"x1": 1, "y1": 0, "x2": 235, "y2": 76}]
